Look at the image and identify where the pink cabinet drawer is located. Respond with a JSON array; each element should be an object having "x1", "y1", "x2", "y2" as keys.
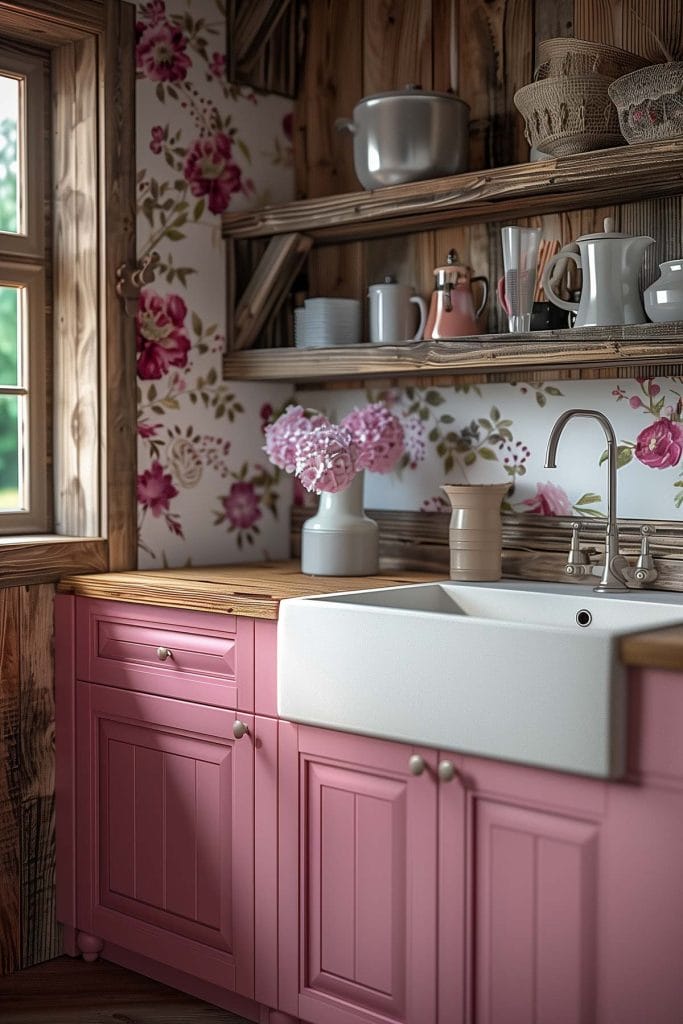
[{"x1": 74, "y1": 598, "x2": 254, "y2": 710}]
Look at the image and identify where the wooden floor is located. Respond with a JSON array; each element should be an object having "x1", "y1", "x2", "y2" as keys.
[{"x1": 0, "y1": 956, "x2": 253, "y2": 1023}]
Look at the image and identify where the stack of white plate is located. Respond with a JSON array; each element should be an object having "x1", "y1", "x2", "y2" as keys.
[{"x1": 294, "y1": 298, "x2": 361, "y2": 348}]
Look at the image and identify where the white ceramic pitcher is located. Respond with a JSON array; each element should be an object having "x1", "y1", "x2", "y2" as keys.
[
  {"x1": 368, "y1": 278, "x2": 427, "y2": 343},
  {"x1": 542, "y1": 218, "x2": 654, "y2": 328}
]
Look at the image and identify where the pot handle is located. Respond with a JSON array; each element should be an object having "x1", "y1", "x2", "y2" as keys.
[
  {"x1": 542, "y1": 250, "x2": 581, "y2": 313},
  {"x1": 410, "y1": 296, "x2": 428, "y2": 342},
  {"x1": 470, "y1": 276, "x2": 489, "y2": 318},
  {"x1": 496, "y1": 276, "x2": 510, "y2": 316},
  {"x1": 334, "y1": 117, "x2": 355, "y2": 135}
]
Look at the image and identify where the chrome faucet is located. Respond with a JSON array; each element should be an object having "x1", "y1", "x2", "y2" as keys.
[{"x1": 544, "y1": 409, "x2": 657, "y2": 593}]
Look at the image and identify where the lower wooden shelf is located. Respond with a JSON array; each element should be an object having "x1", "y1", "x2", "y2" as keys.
[{"x1": 223, "y1": 323, "x2": 683, "y2": 385}]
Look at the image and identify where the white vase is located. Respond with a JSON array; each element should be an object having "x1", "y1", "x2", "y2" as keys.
[{"x1": 301, "y1": 473, "x2": 379, "y2": 576}]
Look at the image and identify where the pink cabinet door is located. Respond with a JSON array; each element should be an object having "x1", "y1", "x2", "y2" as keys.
[
  {"x1": 279, "y1": 723, "x2": 439, "y2": 1024},
  {"x1": 440, "y1": 757, "x2": 603, "y2": 1024},
  {"x1": 76, "y1": 682, "x2": 254, "y2": 996}
]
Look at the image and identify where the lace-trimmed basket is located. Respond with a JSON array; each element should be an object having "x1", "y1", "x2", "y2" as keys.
[
  {"x1": 535, "y1": 37, "x2": 650, "y2": 81},
  {"x1": 514, "y1": 74, "x2": 624, "y2": 157},
  {"x1": 608, "y1": 62, "x2": 683, "y2": 143}
]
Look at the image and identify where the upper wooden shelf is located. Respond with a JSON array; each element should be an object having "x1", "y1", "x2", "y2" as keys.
[
  {"x1": 223, "y1": 323, "x2": 683, "y2": 385},
  {"x1": 222, "y1": 138, "x2": 683, "y2": 244}
]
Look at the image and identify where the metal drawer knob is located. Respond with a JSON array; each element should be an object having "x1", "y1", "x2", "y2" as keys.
[
  {"x1": 408, "y1": 754, "x2": 426, "y2": 776},
  {"x1": 437, "y1": 759, "x2": 457, "y2": 782},
  {"x1": 232, "y1": 720, "x2": 249, "y2": 740},
  {"x1": 156, "y1": 646, "x2": 173, "y2": 662}
]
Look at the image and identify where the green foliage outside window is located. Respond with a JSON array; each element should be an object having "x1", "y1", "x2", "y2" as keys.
[{"x1": 0, "y1": 116, "x2": 20, "y2": 506}]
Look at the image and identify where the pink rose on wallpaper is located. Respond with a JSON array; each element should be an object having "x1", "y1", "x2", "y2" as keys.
[
  {"x1": 221, "y1": 482, "x2": 262, "y2": 529},
  {"x1": 150, "y1": 125, "x2": 166, "y2": 154},
  {"x1": 522, "y1": 481, "x2": 573, "y2": 516},
  {"x1": 139, "y1": 0, "x2": 166, "y2": 25},
  {"x1": 136, "y1": 20, "x2": 191, "y2": 82},
  {"x1": 183, "y1": 132, "x2": 244, "y2": 214},
  {"x1": 137, "y1": 461, "x2": 178, "y2": 517},
  {"x1": 136, "y1": 289, "x2": 191, "y2": 380},
  {"x1": 209, "y1": 51, "x2": 226, "y2": 78},
  {"x1": 634, "y1": 418, "x2": 683, "y2": 469},
  {"x1": 137, "y1": 420, "x2": 162, "y2": 438}
]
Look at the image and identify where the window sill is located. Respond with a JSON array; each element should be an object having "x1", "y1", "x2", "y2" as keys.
[{"x1": 0, "y1": 536, "x2": 107, "y2": 588}]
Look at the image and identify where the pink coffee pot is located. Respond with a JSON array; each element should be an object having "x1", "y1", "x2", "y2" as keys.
[{"x1": 424, "y1": 249, "x2": 489, "y2": 339}]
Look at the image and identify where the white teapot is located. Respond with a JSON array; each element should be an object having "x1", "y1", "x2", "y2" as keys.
[{"x1": 542, "y1": 218, "x2": 654, "y2": 328}]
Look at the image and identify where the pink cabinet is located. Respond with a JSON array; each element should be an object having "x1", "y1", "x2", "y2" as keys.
[
  {"x1": 279, "y1": 727, "x2": 608, "y2": 1024},
  {"x1": 278, "y1": 723, "x2": 440, "y2": 1024},
  {"x1": 75, "y1": 681, "x2": 254, "y2": 994}
]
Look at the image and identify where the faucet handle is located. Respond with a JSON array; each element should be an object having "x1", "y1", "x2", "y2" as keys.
[
  {"x1": 564, "y1": 521, "x2": 591, "y2": 578},
  {"x1": 634, "y1": 524, "x2": 657, "y2": 584}
]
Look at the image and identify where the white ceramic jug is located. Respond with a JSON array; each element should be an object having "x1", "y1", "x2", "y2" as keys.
[
  {"x1": 542, "y1": 218, "x2": 654, "y2": 328},
  {"x1": 644, "y1": 260, "x2": 683, "y2": 323},
  {"x1": 367, "y1": 278, "x2": 427, "y2": 343}
]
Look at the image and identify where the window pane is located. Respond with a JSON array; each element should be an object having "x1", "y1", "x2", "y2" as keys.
[
  {"x1": 0, "y1": 393, "x2": 20, "y2": 510},
  {"x1": 0, "y1": 74, "x2": 19, "y2": 234},
  {"x1": 0, "y1": 285, "x2": 19, "y2": 385}
]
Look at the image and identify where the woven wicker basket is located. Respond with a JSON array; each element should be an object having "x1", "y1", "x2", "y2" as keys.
[
  {"x1": 608, "y1": 62, "x2": 683, "y2": 143},
  {"x1": 514, "y1": 74, "x2": 624, "y2": 157},
  {"x1": 535, "y1": 37, "x2": 650, "y2": 81}
]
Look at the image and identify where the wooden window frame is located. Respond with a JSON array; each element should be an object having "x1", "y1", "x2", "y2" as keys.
[{"x1": 0, "y1": 0, "x2": 137, "y2": 579}]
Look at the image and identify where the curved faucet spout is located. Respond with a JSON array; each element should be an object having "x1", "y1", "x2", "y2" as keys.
[{"x1": 544, "y1": 408, "x2": 625, "y2": 592}]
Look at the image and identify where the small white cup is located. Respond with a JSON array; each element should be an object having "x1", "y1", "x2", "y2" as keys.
[{"x1": 367, "y1": 282, "x2": 427, "y2": 343}]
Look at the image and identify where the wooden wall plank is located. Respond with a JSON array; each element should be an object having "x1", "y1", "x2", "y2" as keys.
[
  {"x1": 52, "y1": 38, "x2": 100, "y2": 539},
  {"x1": 102, "y1": 0, "x2": 138, "y2": 571},
  {"x1": 0, "y1": 589, "x2": 22, "y2": 976},
  {"x1": 362, "y1": 0, "x2": 433, "y2": 94},
  {"x1": 20, "y1": 586, "x2": 57, "y2": 968},
  {"x1": 294, "y1": 0, "x2": 363, "y2": 198}
]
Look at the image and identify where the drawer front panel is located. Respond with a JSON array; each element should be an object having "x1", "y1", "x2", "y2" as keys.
[{"x1": 75, "y1": 598, "x2": 253, "y2": 709}]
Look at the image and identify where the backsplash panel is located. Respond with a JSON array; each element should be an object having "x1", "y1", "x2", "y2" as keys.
[{"x1": 297, "y1": 377, "x2": 683, "y2": 522}]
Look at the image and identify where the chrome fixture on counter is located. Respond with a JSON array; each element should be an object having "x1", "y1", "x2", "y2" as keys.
[{"x1": 544, "y1": 408, "x2": 658, "y2": 592}]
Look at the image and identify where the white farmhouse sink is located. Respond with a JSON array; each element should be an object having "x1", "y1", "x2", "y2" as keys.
[{"x1": 277, "y1": 580, "x2": 683, "y2": 778}]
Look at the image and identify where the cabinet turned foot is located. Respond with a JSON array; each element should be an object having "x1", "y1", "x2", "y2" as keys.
[{"x1": 76, "y1": 932, "x2": 104, "y2": 963}]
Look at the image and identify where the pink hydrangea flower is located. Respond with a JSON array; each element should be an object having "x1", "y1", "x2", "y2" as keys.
[
  {"x1": 522, "y1": 481, "x2": 573, "y2": 516},
  {"x1": 136, "y1": 289, "x2": 191, "y2": 379},
  {"x1": 634, "y1": 417, "x2": 683, "y2": 469},
  {"x1": 263, "y1": 405, "x2": 329, "y2": 472},
  {"x1": 183, "y1": 132, "x2": 244, "y2": 214},
  {"x1": 136, "y1": 20, "x2": 191, "y2": 82},
  {"x1": 294, "y1": 425, "x2": 357, "y2": 494},
  {"x1": 221, "y1": 482, "x2": 262, "y2": 529},
  {"x1": 341, "y1": 402, "x2": 405, "y2": 473},
  {"x1": 136, "y1": 461, "x2": 178, "y2": 516}
]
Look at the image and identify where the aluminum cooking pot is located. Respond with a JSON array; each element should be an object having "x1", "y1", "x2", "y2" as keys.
[{"x1": 335, "y1": 85, "x2": 470, "y2": 190}]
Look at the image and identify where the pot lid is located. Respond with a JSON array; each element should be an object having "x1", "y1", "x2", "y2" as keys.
[
  {"x1": 577, "y1": 217, "x2": 633, "y2": 241},
  {"x1": 357, "y1": 84, "x2": 469, "y2": 108}
]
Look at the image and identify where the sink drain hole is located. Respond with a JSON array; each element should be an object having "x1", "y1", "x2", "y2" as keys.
[{"x1": 576, "y1": 609, "x2": 592, "y2": 627}]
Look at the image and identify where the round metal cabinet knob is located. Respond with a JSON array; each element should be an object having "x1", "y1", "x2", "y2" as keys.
[
  {"x1": 232, "y1": 720, "x2": 249, "y2": 740},
  {"x1": 408, "y1": 754, "x2": 426, "y2": 776},
  {"x1": 156, "y1": 646, "x2": 173, "y2": 661},
  {"x1": 437, "y1": 759, "x2": 457, "y2": 782}
]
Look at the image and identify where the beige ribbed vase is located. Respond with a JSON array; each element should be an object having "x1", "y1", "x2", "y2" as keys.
[{"x1": 440, "y1": 482, "x2": 510, "y2": 581}]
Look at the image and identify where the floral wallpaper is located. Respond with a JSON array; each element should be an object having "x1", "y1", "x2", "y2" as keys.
[
  {"x1": 298, "y1": 376, "x2": 683, "y2": 523},
  {"x1": 133, "y1": 0, "x2": 680, "y2": 572},
  {"x1": 135, "y1": 0, "x2": 293, "y2": 567}
]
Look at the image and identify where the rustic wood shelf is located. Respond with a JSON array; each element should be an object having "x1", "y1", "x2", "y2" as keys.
[
  {"x1": 222, "y1": 138, "x2": 683, "y2": 244},
  {"x1": 223, "y1": 324, "x2": 683, "y2": 385}
]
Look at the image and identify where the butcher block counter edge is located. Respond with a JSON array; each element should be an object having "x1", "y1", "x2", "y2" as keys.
[
  {"x1": 57, "y1": 561, "x2": 683, "y2": 669},
  {"x1": 56, "y1": 560, "x2": 442, "y2": 620}
]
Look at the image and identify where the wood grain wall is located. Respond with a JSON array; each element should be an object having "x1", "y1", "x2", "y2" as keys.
[
  {"x1": 293, "y1": 0, "x2": 683, "y2": 337},
  {"x1": 0, "y1": 586, "x2": 56, "y2": 975}
]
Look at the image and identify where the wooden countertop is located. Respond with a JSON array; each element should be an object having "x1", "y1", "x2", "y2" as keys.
[
  {"x1": 620, "y1": 626, "x2": 683, "y2": 672},
  {"x1": 57, "y1": 561, "x2": 443, "y2": 620},
  {"x1": 59, "y1": 562, "x2": 683, "y2": 669}
]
